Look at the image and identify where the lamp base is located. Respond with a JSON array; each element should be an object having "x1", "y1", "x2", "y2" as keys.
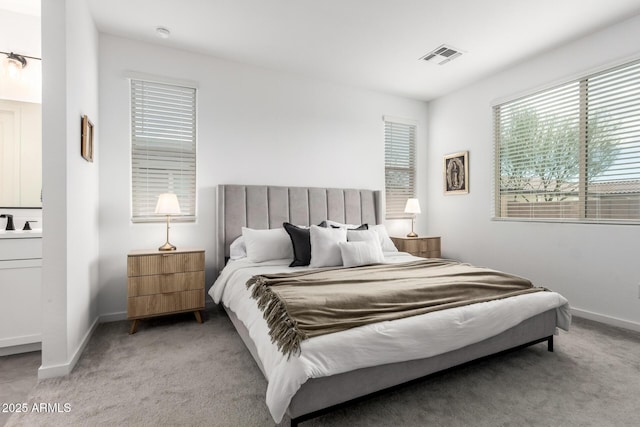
[
  {"x1": 159, "y1": 214, "x2": 177, "y2": 251},
  {"x1": 158, "y1": 242, "x2": 176, "y2": 251},
  {"x1": 406, "y1": 232, "x2": 418, "y2": 238}
]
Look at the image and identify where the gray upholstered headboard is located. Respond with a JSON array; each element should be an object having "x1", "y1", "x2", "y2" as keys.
[{"x1": 217, "y1": 185, "x2": 381, "y2": 271}]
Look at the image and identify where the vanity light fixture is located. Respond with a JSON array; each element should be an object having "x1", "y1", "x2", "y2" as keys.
[
  {"x1": 155, "y1": 193, "x2": 181, "y2": 251},
  {"x1": 7, "y1": 52, "x2": 26, "y2": 77},
  {"x1": 1, "y1": 51, "x2": 40, "y2": 79}
]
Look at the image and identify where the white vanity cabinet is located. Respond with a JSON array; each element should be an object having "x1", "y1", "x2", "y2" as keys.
[{"x1": 0, "y1": 232, "x2": 42, "y2": 356}]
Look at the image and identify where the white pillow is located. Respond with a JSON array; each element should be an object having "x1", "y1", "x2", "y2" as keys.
[
  {"x1": 347, "y1": 229, "x2": 379, "y2": 243},
  {"x1": 229, "y1": 236, "x2": 247, "y2": 260},
  {"x1": 325, "y1": 220, "x2": 361, "y2": 229},
  {"x1": 241, "y1": 227, "x2": 293, "y2": 263},
  {"x1": 309, "y1": 225, "x2": 347, "y2": 267},
  {"x1": 338, "y1": 240, "x2": 385, "y2": 267},
  {"x1": 369, "y1": 224, "x2": 398, "y2": 252}
]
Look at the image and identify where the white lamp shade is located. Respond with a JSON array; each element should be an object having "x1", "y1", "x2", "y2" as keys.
[
  {"x1": 155, "y1": 193, "x2": 181, "y2": 215},
  {"x1": 404, "y1": 198, "x2": 421, "y2": 214}
]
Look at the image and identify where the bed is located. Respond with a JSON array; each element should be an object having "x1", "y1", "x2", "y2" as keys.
[{"x1": 210, "y1": 184, "x2": 570, "y2": 426}]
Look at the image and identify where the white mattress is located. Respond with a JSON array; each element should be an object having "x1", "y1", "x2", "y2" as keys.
[{"x1": 209, "y1": 253, "x2": 571, "y2": 423}]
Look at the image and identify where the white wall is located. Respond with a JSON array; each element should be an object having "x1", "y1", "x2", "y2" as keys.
[
  {"x1": 64, "y1": 0, "x2": 99, "y2": 368},
  {"x1": 40, "y1": 0, "x2": 100, "y2": 378},
  {"x1": 426, "y1": 14, "x2": 640, "y2": 330},
  {"x1": 98, "y1": 34, "x2": 428, "y2": 318}
]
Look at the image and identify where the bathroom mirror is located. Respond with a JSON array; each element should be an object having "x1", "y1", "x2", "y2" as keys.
[{"x1": 0, "y1": 99, "x2": 42, "y2": 208}]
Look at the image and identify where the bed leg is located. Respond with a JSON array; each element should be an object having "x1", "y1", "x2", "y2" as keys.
[{"x1": 547, "y1": 336, "x2": 554, "y2": 352}]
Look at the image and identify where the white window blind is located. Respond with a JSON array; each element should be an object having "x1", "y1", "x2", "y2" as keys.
[
  {"x1": 494, "y1": 59, "x2": 640, "y2": 223},
  {"x1": 384, "y1": 118, "x2": 416, "y2": 219},
  {"x1": 131, "y1": 79, "x2": 197, "y2": 222}
]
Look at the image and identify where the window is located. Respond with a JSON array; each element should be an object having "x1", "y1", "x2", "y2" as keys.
[
  {"x1": 130, "y1": 79, "x2": 197, "y2": 222},
  {"x1": 384, "y1": 117, "x2": 416, "y2": 219},
  {"x1": 494, "y1": 59, "x2": 640, "y2": 223}
]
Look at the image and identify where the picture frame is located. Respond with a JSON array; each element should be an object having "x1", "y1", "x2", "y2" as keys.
[
  {"x1": 444, "y1": 151, "x2": 469, "y2": 194},
  {"x1": 81, "y1": 115, "x2": 94, "y2": 162}
]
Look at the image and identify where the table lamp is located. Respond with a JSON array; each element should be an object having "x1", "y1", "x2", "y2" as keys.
[
  {"x1": 404, "y1": 198, "x2": 421, "y2": 238},
  {"x1": 155, "y1": 193, "x2": 181, "y2": 251}
]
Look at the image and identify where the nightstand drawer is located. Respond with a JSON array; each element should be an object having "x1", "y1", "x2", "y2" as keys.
[
  {"x1": 402, "y1": 239, "x2": 421, "y2": 254},
  {"x1": 127, "y1": 289, "x2": 204, "y2": 319},
  {"x1": 127, "y1": 252, "x2": 204, "y2": 276},
  {"x1": 418, "y1": 238, "x2": 440, "y2": 253},
  {"x1": 128, "y1": 271, "x2": 205, "y2": 297},
  {"x1": 391, "y1": 236, "x2": 441, "y2": 258}
]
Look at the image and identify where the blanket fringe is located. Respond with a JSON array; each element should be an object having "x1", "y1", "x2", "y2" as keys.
[{"x1": 247, "y1": 276, "x2": 307, "y2": 358}]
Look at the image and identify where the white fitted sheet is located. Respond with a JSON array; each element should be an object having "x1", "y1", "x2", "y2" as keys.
[{"x1": 209, "y1": 253, "x2": 571, "y2": 423}]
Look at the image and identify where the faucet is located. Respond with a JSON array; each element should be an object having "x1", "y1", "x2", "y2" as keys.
[
  {"x1": 0, "y1": 214, "x2": 15, "y2": 231},
  {"x1": 23, "y1": 221, "x2": 38, "y2": 231}
]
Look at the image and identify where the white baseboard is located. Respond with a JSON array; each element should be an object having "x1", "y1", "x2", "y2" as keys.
[
  {"x1": 0, "y1": 333, "x2": 41, "y2": 348},
  {"x1": 38, "y1": 315, "x2": 100, "y2": 380},
  {"x1": 571, "y1": 307, "x2": 640, "y2": 333},
  {"x1": 0, "y1": 342, "x2": 41, "y2": 357},
  {"x1": 37, "y1": 361, "x2": 73, "y2": 379},
  {"x1": 99, "y1": 311, "x2": 127, "y2": 323}
]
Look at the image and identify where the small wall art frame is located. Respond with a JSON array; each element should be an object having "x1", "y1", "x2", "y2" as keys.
[
  {"x1": 443, "y1": 151, "x2": 469, "y2": 194},
  {"x1": 81, "y1": 114, "x2": 94, "y2": 162}
]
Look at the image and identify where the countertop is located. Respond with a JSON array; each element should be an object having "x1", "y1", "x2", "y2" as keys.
[{"x1": 0, "y1": 230, "x2": 43, "y2": 239}]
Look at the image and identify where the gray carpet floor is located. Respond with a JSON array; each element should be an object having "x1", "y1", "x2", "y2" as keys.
[
  {"x1": 0, "y1": 351, "x2": 40, "y2": 426},
  {"x1": 6, "y1": 306, "x2": 640, "y2": 426}
]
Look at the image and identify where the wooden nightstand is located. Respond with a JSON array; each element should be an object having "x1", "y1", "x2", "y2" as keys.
[
  {"x1": 390, "y1": 236, "x2": 441, "y2": 258},
  {"x1": 127, "y1": 248, "x2": 205, "y2": 334}
]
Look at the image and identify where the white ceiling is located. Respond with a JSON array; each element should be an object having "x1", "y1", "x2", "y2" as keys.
[{"x1": 30, "y1": 1, "x2": 640, "y2": 101}]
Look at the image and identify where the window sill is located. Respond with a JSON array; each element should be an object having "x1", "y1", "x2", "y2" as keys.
[{"x1": 491, "y1": 217, "x2": 640, "y2": 226}]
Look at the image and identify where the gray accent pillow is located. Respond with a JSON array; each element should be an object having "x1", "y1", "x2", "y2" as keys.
[
  {"x1": 283, "y1": 223, "x2": 312, "y2": 267},
  {"x1": 283, "y1": 222, "x2": 327, "y2": 267},
  {"x1": 330, "y1": 223, "x2": 368, "y2": 230}
]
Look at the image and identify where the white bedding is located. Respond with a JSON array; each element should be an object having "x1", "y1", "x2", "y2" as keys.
[{"x1": 209, "y1": 253, "x2": 571, "y2": 423}]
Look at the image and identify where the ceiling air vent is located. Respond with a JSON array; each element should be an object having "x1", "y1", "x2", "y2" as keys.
[{"x1": 420, "y1": 44, "x2": 463, "y2": 65}]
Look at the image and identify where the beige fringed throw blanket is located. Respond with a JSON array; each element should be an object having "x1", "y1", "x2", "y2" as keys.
[{"x1": 247, "y1": 259, "x2": 545, "y2": 357}]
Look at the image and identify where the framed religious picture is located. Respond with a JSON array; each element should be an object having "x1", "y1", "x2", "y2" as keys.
[
  {"x1": 443, "y1": 151, "x2": 469, "y2": 194},
  {"x1": 81, "y1": 115, "x2": 94, "y2": 162}
]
